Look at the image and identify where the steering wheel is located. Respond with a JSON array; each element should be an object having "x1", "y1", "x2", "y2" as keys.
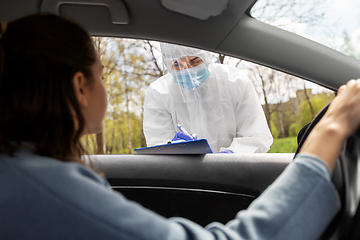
[{"x1": 295, "y1": 102, "x2": 360, "y2": 240}]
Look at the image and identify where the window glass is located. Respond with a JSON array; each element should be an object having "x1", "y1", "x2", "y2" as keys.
[
  {"x1": 220, "y1": 55, "x2": 334, "y2": 153},
  {"x1": 251, "y1": 0, "x2": 360, "y2": 60},
  {"x1": 81, "y1": 38, "x2": 334, "y2": 154}
]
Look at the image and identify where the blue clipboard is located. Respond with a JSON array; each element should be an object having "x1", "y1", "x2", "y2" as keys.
[{"x1": 133, "y1": 139, "x2": 213, "y2": 155}]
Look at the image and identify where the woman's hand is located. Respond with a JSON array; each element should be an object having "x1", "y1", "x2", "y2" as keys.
[
  {"x1": 300, "y1": 79, "x2": 360, "y2": 172},
  {"x1": 325, "y1": 79, "x2": 360, "y2": 138}
]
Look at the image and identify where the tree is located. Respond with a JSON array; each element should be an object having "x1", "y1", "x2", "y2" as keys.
[
  {"x1": 118, "y1": 40, "x2": 163, "y2": 152},
  {"x1": 86, "y1": 38, "x2": 163, "y2": 154},
  {"x1": 128, "y1": 40, "x2": 164, "y2": 147},
  {"x1": 92, "y1": 37, "x2": 122, "y2": 154},
  {"x1": 97, "y1": 39, "x2": 164, "y2": 153},
  {"x1": 339, "y1": 31, "x2": 360, "y2": 60},
  {"x1": 299, "y1": 91, "x2": 334, "y2": 126},
  {"x1": 246, "y1": 63, "x2": 300, "y2": 135},
  {"x1": 302, "y1": 82, "x2": 314, "y2": 120},
  {"x1": 251, "y1": 0, "x2": 329, "y2": 28}
]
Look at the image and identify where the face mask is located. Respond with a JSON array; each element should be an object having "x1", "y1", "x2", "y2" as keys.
[{"x1": 172, "y1": 63, "x2": 210, "y2": 90}]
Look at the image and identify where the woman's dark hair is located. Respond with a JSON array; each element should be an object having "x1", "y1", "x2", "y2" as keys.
[{"x1": 0, "y1": 14, "x2": 96, "y2": 162}]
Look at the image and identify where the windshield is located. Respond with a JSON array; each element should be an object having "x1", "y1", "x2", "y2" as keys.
[{"x1": 251, "y1": 0, "x2": 360, "y2": 60}]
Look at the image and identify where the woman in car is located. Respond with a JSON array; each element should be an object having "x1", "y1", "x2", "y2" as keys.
[{"x1": 0, "y1": 14, "x2": 357, "y2": 240}]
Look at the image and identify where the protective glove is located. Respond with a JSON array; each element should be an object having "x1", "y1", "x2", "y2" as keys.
[
  {"x1": 172, "y1": 132, "x2": 197, "y2": 141},
  {"x1": 217, "y1": 150, "x2": 233, "y2": 154}
]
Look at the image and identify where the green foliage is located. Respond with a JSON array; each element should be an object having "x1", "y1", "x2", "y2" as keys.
[
  {"x1": 270, "y1": 119, "x2": 279, "y2": 139},
  {"x1": 80, "y1": 134, "x2": 97, "y2": 155},
  {"x1": 104, "y1": 112, "x2": 143, "y2": 154},
  {"x1": 288, "y1": 122, "x2": 300, "y2": 137},
  {"x1": 81, "y1": 112, "x2": 143, "y2": 154},
  {"x1": 81, "y1": 38, "x2": 161, "y2": 154},
  {"x1": 300, "y1": 92, "x2": 334, "y2": 127},
  {"x1": 268, "y1": 137, "x2": 298, "y2": 153}
]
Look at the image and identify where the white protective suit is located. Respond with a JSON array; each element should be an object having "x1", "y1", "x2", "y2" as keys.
[{"x1": 143, "y1": 43, "x2": 273, "y2": 153}]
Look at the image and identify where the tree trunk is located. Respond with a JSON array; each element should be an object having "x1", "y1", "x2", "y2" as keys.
[
  {"x1": 259, "y1": 71, "x2": 272, "y2": 133},
  {"x1": 96, "y1": 131, "x2": 104, "y2": 154},
  {"x1": 125, "y1": 82, "x2": 132, "y2": 154},
  {"x1": 126, "y1": 106, "x2": 132, "y2": 153},
  {"x1": 140, "y1": 110, "x2": 146, "y2": 147},
  {"x1": 262, "y1": 88, "x2": 272, "y2": 133},
  {"x1": 111, "y1": 127, "x2": 115, "y2": 154},
  {"x1": 303, "y1": 82, "x2": 314, "y2": 120},
  {"x1": 218, "y1": 54, "x2": 225, "y2": 64},
  {"x1": 277, "y1": 112, "x2": 286, "y2": 138},
  {"x1": 296, "y1": 98, "x2": 302, "y2": 128}
]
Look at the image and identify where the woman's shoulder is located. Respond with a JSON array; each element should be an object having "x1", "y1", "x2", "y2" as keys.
[
  {"x1": 0, "y1": 148, "x2": 160, "y2": 238},
  {"x1": 1, "y1": 148, "x2": 108, "y2": 189}
]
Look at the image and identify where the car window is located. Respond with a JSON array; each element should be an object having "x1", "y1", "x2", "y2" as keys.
[
  {"x1": 251, "y1": 0, "x2": 360, "y2": 60},
  {"x1": 81, "y1": 37, "x2": 334, "y2": 154}
]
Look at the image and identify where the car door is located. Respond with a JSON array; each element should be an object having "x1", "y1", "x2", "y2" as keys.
[{"x1": 95, "y1": 153, "x2": 292, "y2": 226}]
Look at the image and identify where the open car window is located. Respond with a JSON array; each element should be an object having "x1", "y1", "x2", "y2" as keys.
[{"x1": 81, "y1": 38, "x2": 334, "y2": 154}]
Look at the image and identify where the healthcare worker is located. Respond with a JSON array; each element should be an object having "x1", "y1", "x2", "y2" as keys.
[{"x1": 143, "y1": 43, "x2": 273, "y2": 153}]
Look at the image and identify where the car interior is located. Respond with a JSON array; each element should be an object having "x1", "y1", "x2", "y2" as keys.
[{"x1": 2, "y1": 0, "x2": 360, "y2": 239}]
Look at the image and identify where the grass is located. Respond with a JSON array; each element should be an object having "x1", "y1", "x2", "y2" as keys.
[{"x1": 268, "y1": 137, "x2": 298, "y2": 153}]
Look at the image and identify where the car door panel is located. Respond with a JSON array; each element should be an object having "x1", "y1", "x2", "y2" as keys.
[{"x1": 96, "y1": 153, "x2": 292, "y2": 225}]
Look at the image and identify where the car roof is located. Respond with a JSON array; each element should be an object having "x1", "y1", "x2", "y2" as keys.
[{"x1": 2, "y1": 0, "x2": 360, "y2": 90}]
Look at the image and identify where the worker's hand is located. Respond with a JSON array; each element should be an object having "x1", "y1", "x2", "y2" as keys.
[
  {"x1": 217, "y1": 150, "x2": 233, "y2": 154},
  {"x1": 172, "y1": 132, "x2": 197, "y2": 141}
]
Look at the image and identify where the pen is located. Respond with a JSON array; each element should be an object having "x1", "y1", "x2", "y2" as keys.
[{"x1": 177, "y1": 124, "x2": 194, "y2": 140}]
